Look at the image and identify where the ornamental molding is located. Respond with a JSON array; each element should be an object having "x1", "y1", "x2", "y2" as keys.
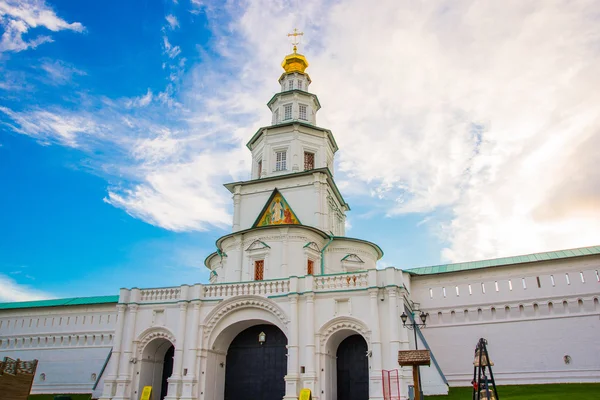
[
  {"x1": 318, "y1": 316, "x2": 371, "y2": 347},
  {"x1": 136, "y1": 327, "x2": 176, "y2": 356},
  {"x1": 202, "y1": 295, "x2": 289, "y2": 341}
]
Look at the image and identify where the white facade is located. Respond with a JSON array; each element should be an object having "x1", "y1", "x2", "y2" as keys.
[{"x1": 1, "y1": 47, "x2": 599, "y2": 400}]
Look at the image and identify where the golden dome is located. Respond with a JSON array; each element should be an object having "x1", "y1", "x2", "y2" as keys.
[{"x1": 281, "y1": 46, "x2": 309, "y2": 74}]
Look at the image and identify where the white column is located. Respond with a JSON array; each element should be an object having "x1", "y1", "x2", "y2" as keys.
[
  {"x1": 387, "y1": 287, "x2": 401, "y2": 368},
  {"x1": 99, "y1": 304, "x2": 126, "y2": 400},
  {"x1": 114, "y1": 304, "x2": 138, "y2": 400},
  {"x1": 181, "y1": 301, "x2": 202, "y2": 400},
  {"x1": 369, "y1": 289, "x2": 384, "y2": 400},
  {"x1": 166, "y1": 300, "x2": 189, "y2": 400},
  {"x1": 304, "y1": 293, "x2": 317, "y2": 392},
  {"x1": 284, "y1": 294, "x2": 300, "y2": 399},
  {"x1": 232, "y1": 186, "x2": 241, "y2": 231}
]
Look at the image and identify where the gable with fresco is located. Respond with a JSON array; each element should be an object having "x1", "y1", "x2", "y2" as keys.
[{"x1": 253, "y1": 189, "x2": 300, "y2": 227}]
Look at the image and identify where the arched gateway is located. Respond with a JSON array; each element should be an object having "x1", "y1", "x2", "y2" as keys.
[{"x1": 224, "y1": 324, "x2": 288, "y2": 400}]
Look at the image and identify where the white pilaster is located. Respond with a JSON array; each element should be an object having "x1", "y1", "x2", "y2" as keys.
[
  {"x1": 113, "y1": 303, "x2": 138, "y2": 400},
  {"x1": 284, "y1": 294, "x2": 300, "y2": 399},
  {"x1": 181, "y1": 300, "x2": 202, "y2": 400},
  {"x1": 99, "y1": 303, "x2": 126, "y2": 400},
  {"x1": 166, "y1": 294, "x2": 189, "y2": 400}
]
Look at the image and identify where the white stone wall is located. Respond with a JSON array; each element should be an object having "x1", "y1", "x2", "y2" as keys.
[
  {"x1": 0, "y1": 304, "x2": 117, "y2": 397},
  {"x1": 410, "y1": 256, "x2": 600, "y2": 386}
]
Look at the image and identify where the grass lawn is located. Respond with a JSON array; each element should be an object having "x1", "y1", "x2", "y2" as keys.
[
  {"x1": 427, "y1": 383, "x2": 600, "y2": 400},
  {"x1": 29, "y1": 395, "x2": 91, "y2": 400}
]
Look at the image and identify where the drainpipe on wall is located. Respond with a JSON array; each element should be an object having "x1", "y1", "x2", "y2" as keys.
[{"x1": 320, "y1": 235, "x2": 334, "y2": 275}]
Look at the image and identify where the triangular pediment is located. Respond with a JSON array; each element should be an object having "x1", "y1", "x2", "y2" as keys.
[
  {"x1": 303, "y1": 242, "x2": 320, "y2": 251},
  {"x1": 246, "y1": 240, "x2": 271, "y2": 251},
  {"x1": 341, "y1": 254, "x2": 364, "y2": 263},
  {"x1": 253, "y1": 189, "x2": 301, "y2": 228}
]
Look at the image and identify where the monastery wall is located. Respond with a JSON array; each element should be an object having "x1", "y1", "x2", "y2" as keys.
[
  {"x1": 409, "y1": 256, "x2": 600, "y2": 386},
  {"x1": 0, "y1": 303, "x2": 117, "y2": 397}
]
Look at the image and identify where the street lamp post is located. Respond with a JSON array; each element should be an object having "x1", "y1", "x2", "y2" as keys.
[{"x1": 401, "y1": 311, "x2": 428, "y2": 400}]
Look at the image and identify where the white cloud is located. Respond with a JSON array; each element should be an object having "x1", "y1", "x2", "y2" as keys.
[
  {"x1": 125, "y1": 89, "x2": 153, "y2": 108},
  {"x1": 39, "y1": 59, "x2": 86, "y2": 85},
  {"x1": 0, "y1": 274, "x2": 52, "y2": 302},
  {"x1": 163, "y1": 35, "x2": 181, "y2": 59},
  {"x1": 0, "y1": 106, "x2": 97, "y2": 147},
  {"x1": 166, "y1": 14, "x2": 179, "y2": 30},
  {"x1": 3, "y1": 1, "x2": 599, "y2": 263},
  {"x1": 212, "y1": 0, "x2": 600, "y2": 262},
  {"x1": 0, "y1": 0, "x2": 84, "y2": 52}
]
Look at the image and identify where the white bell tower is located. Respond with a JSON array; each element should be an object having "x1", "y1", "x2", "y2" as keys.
[{"x1": 224, "y1": 32, "x2": 349, "y2": 236}]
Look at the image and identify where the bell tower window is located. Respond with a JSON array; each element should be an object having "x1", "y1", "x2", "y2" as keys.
[
  {"x1": 304, "y1": 152, "x2": 314, "y2": 170},
  {"x1": 298, "y1": 80, "x2": 303, "y2": 90},
  {"x1": 257, "y1": 159, "x2": 262, "y2": 178},
  {"x1": 288, "y1": 80, "x2": 294, "y2": 90},
  {"x1": 276, "y1": 151, "x2": 287, "y2": 171},
  {"x1": 299, "y1": 104, "x2": 307, "y2": 121},
  {"x1": 284, "y1": 104, "x2": 292, "y2": 120},
  {"x1": 254, "y1": 260, "x2": 264, "y2": 280}
]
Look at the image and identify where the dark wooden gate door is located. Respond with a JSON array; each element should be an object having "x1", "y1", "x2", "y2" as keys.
[
  {"x1": 160, "y1": 345, "x2": 175, "y2": 400},
  {"x1": 336, "y1": 334, "x2": 369, "y2": 400},
  {"x1": 224, "y1": 324, "x2": 287, "y2": 400}
]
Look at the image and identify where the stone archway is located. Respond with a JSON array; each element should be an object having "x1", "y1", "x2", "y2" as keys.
[
  {"x1": 319, "y1": 317, "x2": 371, "y2": 400},
  {"x1": 201, "y1": 296, "x2": 290, "y2": 400},
  {"x1": 137, "y1": 329, "x2": 176, "y2": 400}
]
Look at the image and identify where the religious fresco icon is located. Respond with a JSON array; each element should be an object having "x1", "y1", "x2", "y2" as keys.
[{"x1": 254, "y1": 190, "x2": 300, "y2": 227}]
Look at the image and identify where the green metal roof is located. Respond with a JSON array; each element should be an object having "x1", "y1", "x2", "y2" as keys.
[
  {"x1": 406, "y1": 245, "x2": 600, "y2": 275},
  {"x1": 0, "y1": 295, "x2": 119, "y2": 310}
]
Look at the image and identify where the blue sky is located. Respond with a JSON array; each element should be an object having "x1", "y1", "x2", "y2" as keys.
[{"x1": 1, "y1": 0, "x2": 599, "y2": 301}]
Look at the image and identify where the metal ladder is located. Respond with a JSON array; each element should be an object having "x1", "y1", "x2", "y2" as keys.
[{"x1": 472, "y1": 338, "x2": 499, "y2": 400}]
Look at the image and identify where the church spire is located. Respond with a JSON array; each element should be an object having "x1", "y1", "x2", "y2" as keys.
[{"x1": 281, "y1": 28, "x2": 309, "y2": 74}]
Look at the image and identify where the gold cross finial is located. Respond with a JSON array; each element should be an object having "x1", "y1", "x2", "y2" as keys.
[{"x1": 287, "y1": 28, "x2": 304, "y2": 53}]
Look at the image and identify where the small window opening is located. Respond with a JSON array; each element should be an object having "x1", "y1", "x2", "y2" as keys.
[
  {"x1": 299, "y1": 104, "x2": 307, "y2": 121},
  {"x1": 580, "y1": 272, "x2": 585, "y2": 283},
  {"x1": 468, "y1": 284, "x2": 472, "y2": 295},
  {"x1": 522, "y1": 278, "x2": 527, "y2": 289},
  {"x1": 257, "y1": 160, "x2": 262, "y2": 178},
  {"x1": 565, "y1": 273, "x2": 570, "y2": 285},
  {"x1": 481, "y1": 282, "x2": 486, "y2": 294},
  {"x1": 288, "y1": 80, "x2": 293, "y2": 90},
  {"x1": 442, "y1": 287, "x2": 446, "y2": 298},
  {"x1": 595, "y1": 270, "x2": 599, "y2": 282},
  {"x1": 455, "y1": 286, "x2": 460, "y2": 296},
  {"x1": 254, "y1": 260, "x2": 264, "y2": 281},
  {"x1": 307, "y1": 259, "x2": 314, "y2": 275},
  {"x1": 297, "y1": 80, "x2": 303, "y2": 90},
  {"x1": 536, "y1": 276, "x2": 541, "y2": 288},
  {"x1": 304, "y1": 152, "x2": 314, "y2": 170},
  {"x1": 429, "y1": 288, "x2": 433, "y2": 299},
  {"x1": 284, "y1": 104, "x2": 292, "y2": 120},
  {"x1": 494, "y1": 281, "x2": 499, "y2": 292},
  {"x1": 550, "y1": 275, "x2": 555, "y2": 286},
  {"x1": 276, "y1": 151, "x2": 287, "y2": 171},
  {"x1": 508, "y1": 279, "x2": 513, "y2": 291}
]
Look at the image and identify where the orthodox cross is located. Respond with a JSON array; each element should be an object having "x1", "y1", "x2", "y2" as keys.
[{"x1": 287, "y1": 28, "x2": 304, "y2": 52}]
